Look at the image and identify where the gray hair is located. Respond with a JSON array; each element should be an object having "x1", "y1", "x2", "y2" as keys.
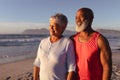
[{"x1": 49, "y1": 13, "x2": 68, "y2": 27}]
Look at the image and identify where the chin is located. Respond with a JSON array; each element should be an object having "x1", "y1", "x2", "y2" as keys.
[{"x1": 50, "y1": 34, "x2": 54, "y2": 36}]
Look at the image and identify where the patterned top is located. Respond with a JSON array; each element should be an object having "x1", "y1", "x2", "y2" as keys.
[{"x1": 73, "y1": 32, "x2": 103, "y2": 80}]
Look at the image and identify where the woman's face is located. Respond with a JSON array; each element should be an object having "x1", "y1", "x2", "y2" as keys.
[{"x1": 49, "y1": 20, "x2": 63, "y2": 37}]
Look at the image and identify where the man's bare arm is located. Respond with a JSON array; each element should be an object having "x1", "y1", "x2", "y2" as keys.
[{"x1": 98, "y1": 35, "x2": 112, "y2": 80}]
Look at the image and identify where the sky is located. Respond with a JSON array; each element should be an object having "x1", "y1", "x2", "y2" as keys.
[{"x1": 0, "y1": 0, "x2": 120, "y2": 34}]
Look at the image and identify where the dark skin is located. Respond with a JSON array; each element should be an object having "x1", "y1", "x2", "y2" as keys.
[
  {"x1": 78, "y1": 30, "x2": 112, "y2": 80},
  {"x1": 73, "y1": 8, "x2": 112, "y2": 80}
]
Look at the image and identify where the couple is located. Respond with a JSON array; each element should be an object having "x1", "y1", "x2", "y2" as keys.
[{"x1": 33, "y1": 7, "x2": 112, "y2": 80}]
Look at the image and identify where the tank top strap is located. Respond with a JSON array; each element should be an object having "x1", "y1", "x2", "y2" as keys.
[
  {"x1": 95, "y1": 31, "x2": 100, "y2": 39},
  {"x1": 93, "y1": 32, "x2": 101, "y2": 46}
]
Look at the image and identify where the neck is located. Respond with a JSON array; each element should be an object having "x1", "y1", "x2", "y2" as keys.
[
  {"x1": 50, "y1": 35, "x2": 63, "y2": 43},
  {"x1": 80, "y1": 28, "x2": 94, "y2": 36}
]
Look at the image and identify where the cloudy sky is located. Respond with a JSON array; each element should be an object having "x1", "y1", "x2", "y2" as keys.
[{"x1": 0, "y1": 0, "x2": 120, "y2": 34}]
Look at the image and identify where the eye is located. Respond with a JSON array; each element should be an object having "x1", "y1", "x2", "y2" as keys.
[
  {"x1": 76, "y1": 16, "x2": 80, "y2": 21},
  {"x1": 49, "y1": 24, "x2": 52, "y2": 27},
  {"x1": 76, "y1": 18, "x2": 80, "y2": 23},
  {"x1": 49, "y1": 24, "x2": 53, "y2": 28},
  {"x1": 75, "y1": 16, "x2": 78, "y2": 20}
]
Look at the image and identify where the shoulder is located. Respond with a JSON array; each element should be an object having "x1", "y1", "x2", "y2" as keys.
[
  {"x1": 60, "y1": 37, "x2": 74, "y2": 48},
  {"x1": 69, "y1": 32, "x2": 79, "y2": 40},
  {"x1": 40, "y1": 37, "x2": 49, "y2": 44},
  {"x1": 93, "y1": 31, "x2": 107, "y2": 42},
  {"x1": 98, "y1": 33, "x2": 108, "y2": 43},
  {"x1": 97, "y1": 33, "x2": 110, "y2": 49},
  {"x1": 61, "y1": 37, "x2": 72, "y2": 43}
]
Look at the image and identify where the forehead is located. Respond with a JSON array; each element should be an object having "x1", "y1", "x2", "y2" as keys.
[
  {"x1": 49, "y1": 18, "x2": 58, "y2": 24},
  {"x1": 49, "y1": 17, "x2": 64, "y2": 27},
  {"x1": 50, "y1": 18, "x2": 56, "y2": 23},
  {"x1": 76, "y1": 11, "x2": 85, "y2": 21},
  {"x1": 49, "y1": 18, "x2": 60, "y2": 26},
  {"x1": 76, "y1": 10, "x2": 84, "y2": 17}
]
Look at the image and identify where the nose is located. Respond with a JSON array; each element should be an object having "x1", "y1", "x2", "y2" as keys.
[
  {"x1": 76, "y1": 19, "x2": 81, "y2": 25},
  {"x1": 76, "y1": 16, "x2": 81, "y2": 23}
]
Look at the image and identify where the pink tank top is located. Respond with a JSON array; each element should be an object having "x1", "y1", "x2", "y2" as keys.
[{"x1": 73, "y1": 32, "x2": 103, "y2": 80}]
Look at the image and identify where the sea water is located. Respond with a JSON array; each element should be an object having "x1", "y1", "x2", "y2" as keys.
[
  {"x1": 0, "y1": 33, "x2": 120, "y2": 64},
  {"x1": 0, "y1": 34, "x2": 48, "y2": 64}
]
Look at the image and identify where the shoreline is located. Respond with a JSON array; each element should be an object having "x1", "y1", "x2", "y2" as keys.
[{"x1": 0, "y1": 54, "x2": 36, "y2": 65}]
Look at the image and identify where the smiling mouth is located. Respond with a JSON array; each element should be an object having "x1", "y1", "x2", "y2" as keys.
[
  {"x1": 50, "y1": 30, "x2": 55, "y2": 33},
  {"x1": 77, "y1": 22, "x2": 82, "y2": 26}
]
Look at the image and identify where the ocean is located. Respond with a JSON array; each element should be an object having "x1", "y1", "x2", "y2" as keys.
[
  {"x1": 0, "y1": 33, "x2": 120, "y2": 64},
  {"x1": 0, "y1": 34, "x2": 48, "y2": 64}
]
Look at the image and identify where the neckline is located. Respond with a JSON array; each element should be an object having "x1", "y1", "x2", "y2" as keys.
[
  {"x1": 48, "y1": 36, "x2": 64, "y2": 44},
  {"x1": 77, "y1": 32, "x2": 98, "y2": 44}
]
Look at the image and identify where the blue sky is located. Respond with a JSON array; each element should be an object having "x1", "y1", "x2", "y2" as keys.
[{"x1": 0, "y1": 0, "x2": 120, "y2": 34}]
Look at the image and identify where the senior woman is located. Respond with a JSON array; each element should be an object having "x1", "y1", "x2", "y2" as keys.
[{"x1": 33, "y1": 13, "x2": 76, "y2": 80}]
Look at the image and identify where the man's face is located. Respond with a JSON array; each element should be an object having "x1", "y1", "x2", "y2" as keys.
[{"x1": 75, "y1": 11, "x2": 89, "y2": 32}]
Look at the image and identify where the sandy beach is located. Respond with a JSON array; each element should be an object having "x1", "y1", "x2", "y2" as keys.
[
  {"x1": 0, "y1": 52, "x2": 120, "y2": 80},
  {"x1": 0, "y1": 58, "x2": 34, "y2": 80}
]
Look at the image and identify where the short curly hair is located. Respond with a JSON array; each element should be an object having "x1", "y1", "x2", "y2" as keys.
[{"x1": 49, "y1": 13, "x2": 68, "y2": 27}]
